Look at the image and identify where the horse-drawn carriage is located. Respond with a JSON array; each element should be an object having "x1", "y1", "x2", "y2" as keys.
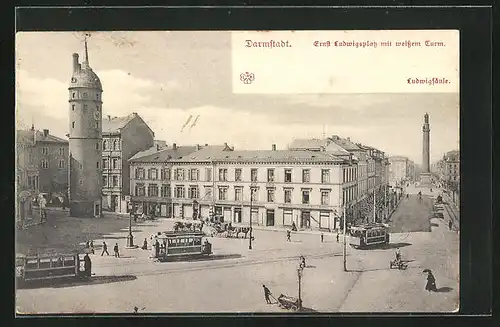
[
  {"x1": 210, "y1": 222, "x2": 251, "y2": 239},
  {"x1": 173, "y1": 221, "x2": 203, "y2": 233},
  {"x1": 277, "y1": 294, "x2": 301, "y2": 311}
]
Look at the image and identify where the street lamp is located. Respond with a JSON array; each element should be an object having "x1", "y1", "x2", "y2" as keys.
[
  {"x1": 343, "y1": 205, "x2": 347, "y2": 272},
  {"x1": 126, "y1": 210, "x2": 134, "y2": 248},
  {"x1": 249, "y1": 185, "x2": 255, "y2": 250},
  {"x1": 297, "y1": 266, "x2": 303, "y2": 310}
]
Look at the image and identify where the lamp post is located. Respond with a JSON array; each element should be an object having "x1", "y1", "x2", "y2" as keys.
[
  {"x1": 343, "y1": 205, "x2": 347, "y2": 272},
  {"x1": 297, "y1": 266, "x2": 303, "y2": 310},
  {"x1": 249, "y1": 185, "x2": 254, "y2": 250},
  {"x1": 126, "y1": 211, "x2": 134, "y2": 247}
]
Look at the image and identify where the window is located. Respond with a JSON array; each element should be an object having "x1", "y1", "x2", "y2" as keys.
[
  {"x1": 174, "y1": 168, "x2": 185, "y2": 181},
  {"x1": 284, "y1": 189, "x2": 292, "y2": 203},
  {"x1": 218, "y1": 187, "x2": 227, "y2": 200},
  {"x1": 96, "y1": 161, "x2": 100, "y2": 168},
  {"x1": 285, "y1": 169, "x2": 292, "y2": 183},
  {"x1": 267, "y1": 189, "x2": 275, "y2": 202},
  {"x1": 150, "y1": 168, "x2": 158, "y2": 180},
  {"x1": 72, "y1": 104, "x2": 75, "y2": 111},
  {"x1": 250, "y1": 187, "x2": 258, "y2": 201},
  {"x1": 58, "y1": 159, "x2": 65, "y2": 169},
  {"x1": 235, "y1": 187, "x2": 243, "y2": 201},
  {"x1": 161, "y1": 184, "x2": 170, "y2": 197},
  {"x1": 102, "y1": 176, "x2": 108, "y2": 186},
  {"x1": 95, "y1": 142, "x2": 99, "y2": 150},
  {"x1": 148, "y1": 184, "x2": 159, "y2": 197},
  {"x1": 72, "y1": 92, "x2": 76, "y2": 98},
  {"x1": 96, "y1": 93, "x2": 100, "y2": 100},
  {"x1": 113, "y1": 140, "x2": 120, "y2": 150},
  {"x1": 135, "y1": 183, "x2": 146, "y2": 196},
  {"x1": 58, "y1": 148, "x2": 64, "y2": 155},
  {"x1": 302, "y1": 190, "x2": 310, "y2": 204},
  {"x1": 302, "y1": 169, "x2": 310, "y2": 183},
  {"x1": 267, "y1": 169, "x2": 275, "y2": 182},
  {"x1": 189, "y1": 169, "x2": 199, "y2": 181},
  {"x1": 135, "y1": 168, "x2": 145, "y2": 179},
  {"x1": 83, "y1": 104, "x2": 88, "y2": 110},
  {"x1": 321, "y1": 169, "x2": 330, "y2": 183},
  {"x1": 102, "y1": 159, "x2": 108, "y2": 169},
  {"x1": 103, "y1": 140, "x2": 108, "y2": 150},
  {"x1": 161, "y1": 168, "x2": 171, "y2": 180},
  {"x1": 321, "y1": 191, "x2": 330, "y2": 205},
  {"x1": 112, "y1": 176, "x2": 119, "y2": 187},
  {"x1": 219, "y1": 168, "x2": 228, "y2": 181},
  {"x1": 174, "y1": 186, "x2": 185, "y2": 198},
  {"x1": 251, "y1": 168, "x2": 258, "y2": 182},
  {"x1": 42, "y1": 147, "x2": 48, "y2": 155},
  {"x1": 189, "y1": 187, "x2": 199, "y2": 199},
  {"x1": 205, "y1": 168, "x2": 212, "y2": 181},
  {"x1": 96, "y1": 105, "x2": 100, "y2": 111},
  {"x1": 41, "y1": 159, "x2": 49, "y2": 169},
  {"x1": 235, "y1": 169, "x2": 242, "y2": 181},
  {"x1": 82, "y1": 92, "x2": 88, "y2": 98},
  {"x1": 95, "y1": 121, "x2": 99, "y2": 129}
]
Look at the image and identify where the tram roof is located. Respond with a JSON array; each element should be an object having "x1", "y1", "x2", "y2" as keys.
[
  {"x1": 158, "y1": 231, "x2": 204, "y2": 237},
  {"x1": 351, "y1": 223, "x2": 389, "y2": 230}
]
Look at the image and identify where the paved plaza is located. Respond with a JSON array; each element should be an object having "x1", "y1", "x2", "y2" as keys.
[{"x1": 16, "y1": 186, "x2": 459, "y2": 314}]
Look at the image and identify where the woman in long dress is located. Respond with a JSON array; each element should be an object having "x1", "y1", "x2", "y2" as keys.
[{"x1": 425, "y1": 271, "x2": 438, "y2": 292}]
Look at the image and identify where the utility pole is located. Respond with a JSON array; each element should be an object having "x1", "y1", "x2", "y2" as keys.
[
  {"x1": 343, "y1": 205, "x2": 347, "y2": 272},
  {"x1": 249, "y1": 186, "x2": 253, "y2": 250},
  {"x1": 373, "y1": 190, "x2": 376, "y2": 223}
]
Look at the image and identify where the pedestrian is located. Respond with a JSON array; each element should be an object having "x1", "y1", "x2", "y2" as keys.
[
  {"x1": 142, "y1": 238, "x2": 148, "y2": 250},
  {"x1": 154, "y1": 239, "x2": 160, "y2": 258},
  {"x1": 425, "y1": 270, "x2": 438, "y2": 292},
  {"x1": 114, "y1": 243, "x2": 120, "y2": 258},
  {"x1": 262, "y1": 284, "x2": 272, "y2": 304},
  {"x1": 85, "y1": 240, "x2": 90, "y2": 248},
  {"x1": 286, "y1": 230, "x2": 291, "y2": 242},
  {"x1": 90, "y1": 240, "x2": 95, "y2": 254},
  {"x1": 336, "y1": 233, "x2": 339, "y2": 243},
  {"x1": 321, "y1": 233, "x2": 324, "y2": 243},
  {"x1": 101, "y1": 241, "x2": 109, "y2": 256},
  {"x1": 299, "y1": 255, "x2": 306, "y2": 269},
  {"x1": 395, "y1": 248, "x2": 401, "y2": 262},
  {"x1": 83, "y1": 253, "x2": 92, "y2": 278},
  {"x1": 448, "y1": 220, "x2": 453, "y2": 231}
]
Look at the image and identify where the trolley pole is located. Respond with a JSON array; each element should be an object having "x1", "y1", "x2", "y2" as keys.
[{"x1": 343, "y1": 205, "x2": 347, "y2": 272}]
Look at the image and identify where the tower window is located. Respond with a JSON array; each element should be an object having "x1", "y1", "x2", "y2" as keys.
[
  {"x1": 72, "y1": 92, "x2": 76, "y2": 98},
  {"x1": 95, "y1": 142, "x2": 100, "y2": 150},
  {"x1": 83, "y1": 92, "x2": 88, "y2": 98},
  {"x1": 72, "y1": 122, "x2": 75, "y2": 129},
  {"x1": 95, "y1": 121, "x2": 99, "y2": 128},
  {"x1": 79, "y1": 179, "x2": 83, "y2": 185},
  {"x1": 83, "y1": 104, "x2": 88, "y2": 110},
  {"x1": 96, "y1": 105, "x2": 100, "y2": 111},
  {"x1": 72, "y1": 104, "x2": 75, "y2": 111},
  {"x1": 96, "y1": 93, "x2": 100, "y2": 100},
  {"x1": 97, "y1": 161, "x2": 100, "y2": 168}
]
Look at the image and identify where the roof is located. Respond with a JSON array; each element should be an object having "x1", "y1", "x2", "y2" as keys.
[
  {"x1": 445, "y1": 150, "x2": 459, "y2": 161},
  {"x1": 16, "y1": 129, "x2": 68, "y2": 145},
  {"x1": 288, "y1": 138, "x2": 328, "y2": 150},
  {"x1": 129, "y1": 146, "x2": 199, "y2": 163},
  {"x1": 389, "y1": 156, "x2": 409, "y2": 162},
  {"x1": 329, "y1": 136, "x2": 362, "y2": 151},
  {"x1": 69, "y1": 66, "x2": 102, "y2": 90},
  {"x1": 196, "y1": 150, "x2": 346, "y2": 163},
  {"x1": 102, "y1": 114, "x2": 136, "y2": 134}
]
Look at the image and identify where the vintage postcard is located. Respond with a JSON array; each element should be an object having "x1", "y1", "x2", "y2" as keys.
[{"x1": 15, "y1": 30, "x2": 459, "y2": 314}]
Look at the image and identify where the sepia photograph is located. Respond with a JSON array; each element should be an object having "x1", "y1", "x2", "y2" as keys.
[{"x1": 15, "y1": 30, "x2": 460, "y2": 314}]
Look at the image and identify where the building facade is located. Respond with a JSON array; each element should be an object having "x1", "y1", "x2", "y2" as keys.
[
  {"x1": 68, "y1": 40, "x2": 103, "y2": 217},
  {"x1": 130, "y1": 144, "x2": 354, "y2": 231},
  {"x1": 101, "y1": 113, "x2": 154, "y2": 213},
  {"x1": 388, "y1": 156, "x2": 416, "y2": 187},
  {"x1": 436, "y1": 150, "x2": 460, "y2": 202}
]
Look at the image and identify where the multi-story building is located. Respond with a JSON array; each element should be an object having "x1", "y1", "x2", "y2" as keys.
[
  {"x1": 129, "y1": 143, "x2": 355, "y2": 231},
  {"x1": 101, "y1": 113, "x2": 154, "y2": 213},
  {"x1": 436, "y1": 150, "x2": 460, "y2": 202},
  {"x1": 16, "y1": 126, "x2": 69, "y2": 220},
  {"x1": 16, "y1": 126, "x2": 69, "y2": 197},
  {"x1": 388, "y1": 156, "x2": 416, "y2": 187}
]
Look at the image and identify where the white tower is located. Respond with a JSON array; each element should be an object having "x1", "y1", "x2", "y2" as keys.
[{"x1": 68, "y1": 39, "x2": 103, "y2": 217}]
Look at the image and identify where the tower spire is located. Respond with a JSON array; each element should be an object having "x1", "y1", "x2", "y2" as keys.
[{"x1": 84, "y1": 34, "x2": 89, "y2": 64}]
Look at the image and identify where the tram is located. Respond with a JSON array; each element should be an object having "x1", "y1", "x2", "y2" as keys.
[
  {"x1": 153, "y1": 231, "x2": 213, "y2": 261},
  {"x1": 348, "y1": 223, "x2": 390, "y2": 249},
  {"x1": 16, "y1": 252, "x2": 88, "y2": 284}
]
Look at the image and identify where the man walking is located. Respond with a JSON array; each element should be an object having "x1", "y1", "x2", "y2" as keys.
[
  {"x1": 320, "y1": 233, "x2": 324, "y2": 243},
  {"x1": 286, "y1": 230, "x2": 291, "y2": 242},
  {"x1": 114, "y1": 243, "x2": 120, "y2": 258},
  {"x1": 336, "y1": 233, "x2": 340, "y2": 243},
  {"x1": 101, "y1": 241, "x2": 109, "y2": 256},
  {"x1": 262, "y1": 285, "x2": 272, "y2": 304},
  {"x1": 448, "y1": 220, "x2": 453, "y2": 231}
]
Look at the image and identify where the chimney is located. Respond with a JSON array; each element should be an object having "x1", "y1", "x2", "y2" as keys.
[
  {"x1": 272, "y1": 144, "x2": 276, "y2": 151},
  {"x1": 43, "y1": 129, "x2": 49, "y2": 137},
  {"x1": 156, "y1": 144, "x2": 160, "y2": 151},
  {"x1": 107, "y1": 115, "x2": 111, "y2": 120},
  {"x1": 224, "y1": 142, "x2": 228, "y2": 148},
  {"x1": 347, "y1": 137, "x2": 351, "y2": 141},
  {"x1": 196, "y1": 144, "x2": 201, "y2": 150},
  {"x1": 30, "y1": 124, "x2": 35, "y2": 131},
  {"x1": 172, "y1": 143, "x2": 177, "y2": 150},
  {"x1": 331, "y1": 135, "x2": 339, "y2": 140},
  {"x1": 72, "y1": 53, "x2": 80, "y2": 73},
  {"x1": 205, "y1": 143, "x2": 208, "y2": 146}
]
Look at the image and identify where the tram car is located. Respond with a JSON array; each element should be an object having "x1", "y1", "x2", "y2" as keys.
[
  {"x1": 153, "y1": 231, "x2": 213, "y2": 261},
  {"x1": 348, "y1": 223, "x2": 390, "y2": 249},
  {"x1": 16, "y1": 252, "x2": 89, "y2": 284}
]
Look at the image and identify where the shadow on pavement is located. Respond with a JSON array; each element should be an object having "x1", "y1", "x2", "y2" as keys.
[
  {"x1": 298, "y1": 306, "x2": 317, "y2": 312},
  {"x1": 160, "y1": 254, "x2": 242, "y2": 263},
  {"x1": 361, "y1": 242, "x2": 412, "y2": 250},
  {"x1": 18, "y1": 275, "x2": 137, "y2": 289},
  {"x1": 435, "y1": 286, "x2": 453, "y2": 293}
]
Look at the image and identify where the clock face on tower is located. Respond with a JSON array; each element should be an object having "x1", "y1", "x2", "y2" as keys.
[
  {"x1": 93, "y1": 110, "x2": 101, "y2": 120},
  {"x1": 71, "y1": 77, "x2": 77, "y2": 83}
]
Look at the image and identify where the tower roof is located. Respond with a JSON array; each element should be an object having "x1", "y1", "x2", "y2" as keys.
[{"x1": 69, "y1": 38, "x2": 102, "y2": 90}]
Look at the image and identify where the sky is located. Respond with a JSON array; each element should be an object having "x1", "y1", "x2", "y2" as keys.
[{"x1": 15, "y1": 31, "x2": 459, "y2": 164}]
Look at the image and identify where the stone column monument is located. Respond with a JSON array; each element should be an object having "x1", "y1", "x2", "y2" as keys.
[{"x1": 420, "y1": 113, "x2": 432, "y2": 185}]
